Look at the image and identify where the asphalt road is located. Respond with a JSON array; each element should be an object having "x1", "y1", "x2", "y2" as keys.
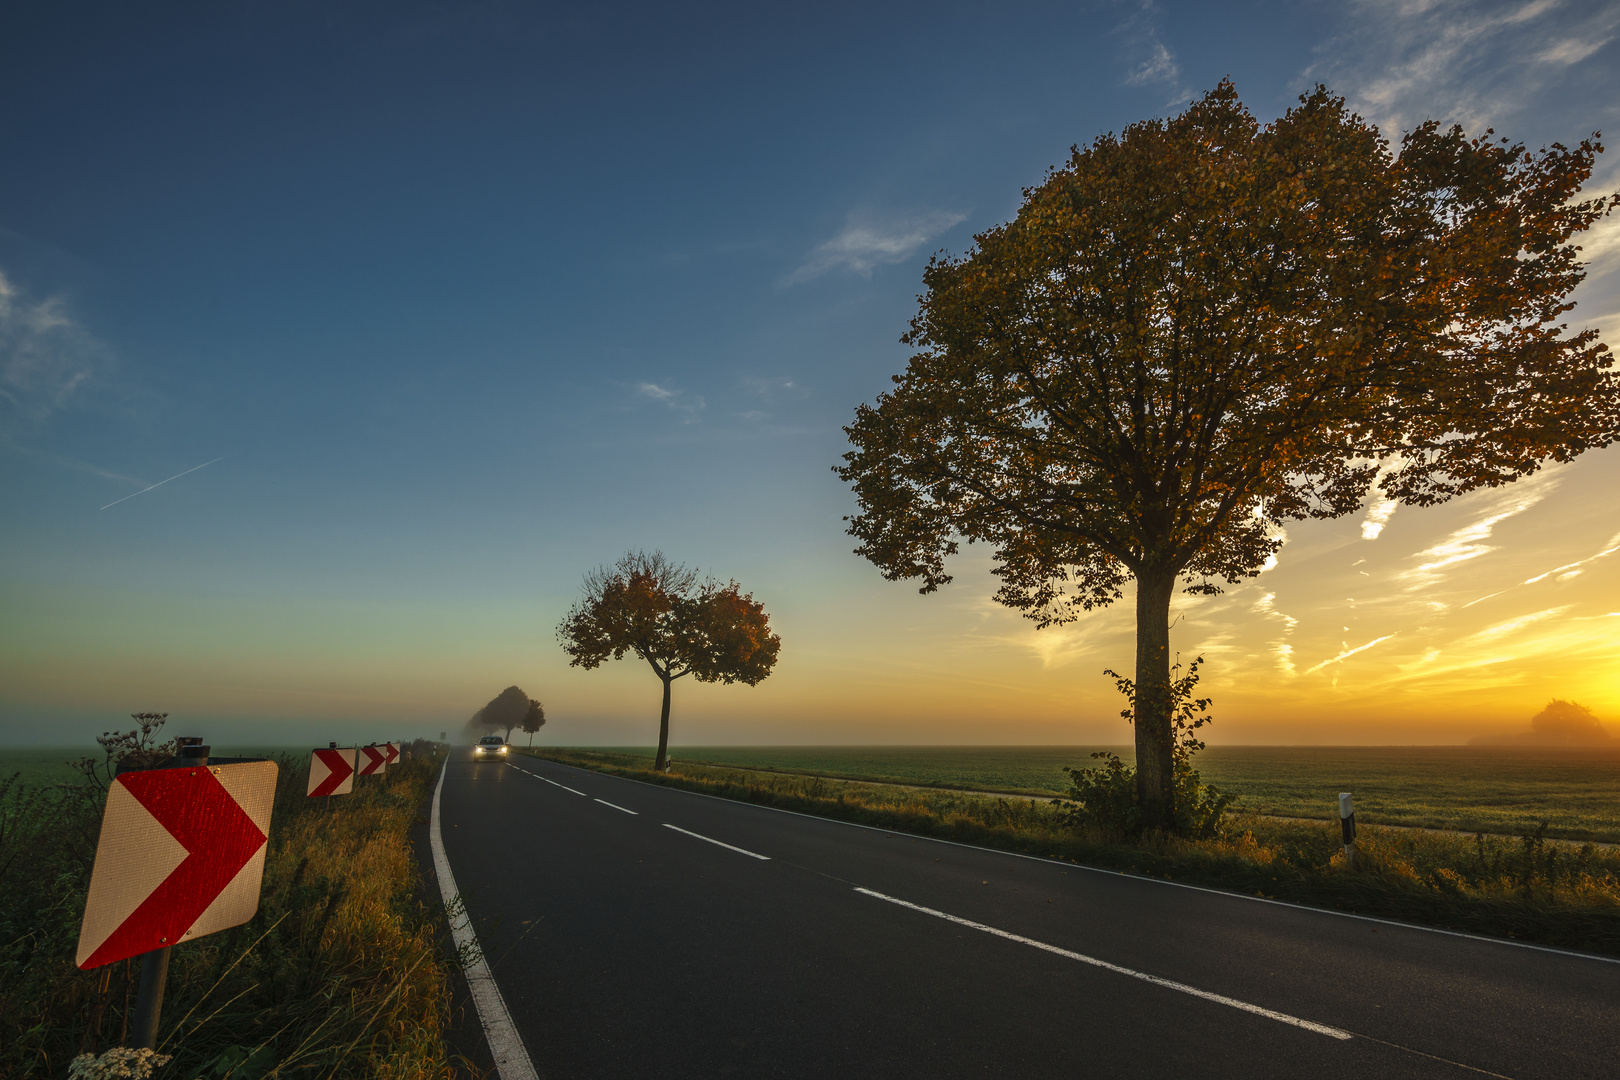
[{"x1": 437, "y1": 752, "x2": 1620, "y2": 1079}]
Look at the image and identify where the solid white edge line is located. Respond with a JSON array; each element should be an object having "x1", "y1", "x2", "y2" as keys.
[
  {"x1": 432, "y1": 759, "x2": 540, "y2": 1080},
  {"x1": 854, "y1": 887, "x2": 1353, "y2": 1040},
  {"x1": 519, "y1": 756, "x2": 1620, "y2": 967},
  {"x1": 662, "y1": 823, "x2": 771, "y2": 860},
  {"x1": 595, "y1": 798, "x2": 638, "y2": 815}
]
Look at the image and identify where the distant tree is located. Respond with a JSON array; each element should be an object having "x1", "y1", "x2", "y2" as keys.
[
  {"x1": 478, "y1": 686, "x2": 531, "y2": 742},
  {"x1": 520, "y1": 698, "x2": 547, "y2": 746},
  {"x1": 557, "y1": 551, "x2": 781, "y2": 771},
  {"x1": 836, "y1": 81, "x2": 1618, "y2": 830},
  {"x1": 1472, "y1": 699, "x2": 1615, "y2": 746}
]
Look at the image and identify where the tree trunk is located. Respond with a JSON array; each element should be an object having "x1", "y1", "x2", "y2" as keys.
[
  {"x1": 1133, "y1": 569, "x2": 1176, "y2": 831},
  {"x1": 654, "y1": 674, "x2": 673, "y2": 771}
]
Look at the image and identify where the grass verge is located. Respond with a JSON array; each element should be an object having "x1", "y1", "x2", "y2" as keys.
[
  {"x1": 525, "y1": 748, "x2": 1620, "y2": 957},
  {"x1": 583, "y1": 744, "x2": 1620, "y2": 842},
  {"x1": 1, "y1": 742, "x2": 471, "y2": 1079}
]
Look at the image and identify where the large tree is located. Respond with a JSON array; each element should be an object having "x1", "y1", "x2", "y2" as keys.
[
  {"x1": 557, "y1": 551, "x2": 781, "y2": 771},
  {"x1": 836, "y1": 82, "x2": 1618, "y2": 829},
  {"x1": 477, "y1": 685, "x2": 531, "y2": 742}
]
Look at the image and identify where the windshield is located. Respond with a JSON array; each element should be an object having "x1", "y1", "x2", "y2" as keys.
[{"x1": 479, "y1": 737, "x2": 504, "y2": 744}]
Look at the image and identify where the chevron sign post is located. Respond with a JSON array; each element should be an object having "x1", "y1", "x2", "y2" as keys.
[
  {"x1": 78, "y1": 759, "x2": 276, "y2": 970},
  {"x1": 307, "y1": 747, "x2": 356, "y2": 797},
  {"x1": 383, "y1": 742, "x2": 400, "y2": 767},
  {"x1": 357, "y1": 744, "x2": 387, "y2": 777}
]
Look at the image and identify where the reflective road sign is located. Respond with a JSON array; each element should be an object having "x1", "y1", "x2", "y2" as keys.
[
  {"x1": 307, "y1": 747, "x2": 356, "y2": 797},
  {"x1": 357, "y1": 744, "x2": 386, "y2": 776},
  {"x1": 77, "y1": 760, "x2": 277, "y2": 969}
]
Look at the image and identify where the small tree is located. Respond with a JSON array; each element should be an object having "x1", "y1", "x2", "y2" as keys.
[
  {"x1": 479, "y1": 686, "x2": 530, "y2": 742},
  {"x1": 521, "y1": 698, "x2": 546, "y2": 746},
  {"x1": 836, "y1": 81, "x2": 1618, "y2": 830},
  {"x1": 557, "y1": 551, "x2": 781, "y2": 771}
]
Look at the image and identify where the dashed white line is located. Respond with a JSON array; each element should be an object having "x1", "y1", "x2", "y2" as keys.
[
  {"x1": 854, "y1": 887, "x2": 1352, "y2": 1041},
  {"x1": 595, "y1": 798, "x2": 638, "y2": 815},
  {"x1": 537, "y1": 775, "x2": 588, "y2": 796},
  {"x1": 662, "y1": 823, "x2": 770, "y2": 860}
]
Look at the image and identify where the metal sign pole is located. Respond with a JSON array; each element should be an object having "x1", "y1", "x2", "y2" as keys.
[
  {"x1": 127, "y1": 738, "x2": 208, "y2": 1049},
  {"x1": 129, "y1": 948, "x2": 171, "y2": 1049}
]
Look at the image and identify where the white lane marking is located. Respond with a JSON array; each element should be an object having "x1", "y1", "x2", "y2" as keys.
[
  {"x1": 662, "y1": 823, "x2": 770, "y2": 860},
  {"x1": 595, "y1": 798, "x2": 638, "y2": 815},
  {"x1": 537, "y1": 775, "x2": 588, "y2": 796},
  {"x1": 855, "y1": 887, "x2": 1353, "y2": 1041},
  {"x1": 556, "y1": 761, "x2": 1620, "y2": 968},
  {"x1": 431, "y1": 761, "x2": 541, "y2": 1080}
]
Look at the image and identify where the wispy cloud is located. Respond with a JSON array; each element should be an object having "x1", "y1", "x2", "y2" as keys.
[
  {"x1": 1307, "y1": 0, "x2": 1620, "y2": 137},
  {"x1": 1252, "y1": 591, "x2": 1300, "y2": 675},
  {"x1": 1126, "y1": 41, "x2": 1180, "y2": 87},
  {"x1": 1398, "y1": 471, "x2": 1562, "y2": 589},
  {"x1": 0, "y1": 269, "x2": 112, "y2": 430},
  {"x1": 5, "y1": 444, "x2": 143, "y2": 487},
  {"x1": 1522, "y1": 532, "x2": 1620, "y2": 585},
  {"x1": 740, "y1": 374, "x2": 802, "y2": 403},
  {"x1": 1537, "y1": 34, "x2": 1612, "y2": 65},
  {"x1": 1577, "y1": 213, "x2": 1620, "y2": 280},
  {"x1": 1361, "y1": 496, "x2": 1398, "y2": 540},
  {"x1": 785, "y1": 209, "x2": 967, "y2": 286},
  {"x1": 1463, "y1": 529, "x2": 1620, "y2": 606},
  {"x1": 1113, "y1": 1, "x2": 1191, "y2": 103},
  {"x1": 1462, "y1": 605, "x2": 1572, "y2": 642},
  {"x1": 1358, "y1": 461, "x2": 1404, "y2": 539},
  {"x1": 634, "y1": 381, "x2": 705, "y2": 423}
]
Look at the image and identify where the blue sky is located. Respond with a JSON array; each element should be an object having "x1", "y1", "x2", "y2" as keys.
[{"x1": 4, "y1": 0, "x2": 1619, "y2": 747}]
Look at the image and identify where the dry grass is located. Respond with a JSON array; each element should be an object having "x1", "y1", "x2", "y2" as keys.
[{"x1": 1, "y1": 743, "x2": 471, "y2": 1079}]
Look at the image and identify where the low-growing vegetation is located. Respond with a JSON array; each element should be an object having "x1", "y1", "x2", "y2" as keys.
[
  {"x1": 0, "y1": 729, "x2": 468, "y2": 1079},
  {"x1": 597, "y1": 744, "x2": 1620, "y2": 843},
  {"x1": 524, "y1": 747, "x2": 1620, "y2": 956}
]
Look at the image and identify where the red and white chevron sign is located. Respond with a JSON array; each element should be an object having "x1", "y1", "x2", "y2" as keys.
[
  {"x1": 77, "y1": 760, "x2": 277, "y2": 969},
  {"x1": 383, "y1": 742, "x2": 400, "y2": 766},
  {"x1": 307, "y1": 747, "x2": 356, "y2": 797},
  {"x1": 357, "y1": 744, "x2": 387, "y2": 776}
]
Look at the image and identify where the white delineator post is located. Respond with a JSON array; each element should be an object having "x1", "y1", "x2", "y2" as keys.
[{"x1": 1339, "y1": 792, "x2": 1357, "y2": 869}]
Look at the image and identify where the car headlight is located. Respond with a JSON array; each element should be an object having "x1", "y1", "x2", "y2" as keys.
[{"x1": 499, "y1": 746, "x2": 507, "y2": 753}]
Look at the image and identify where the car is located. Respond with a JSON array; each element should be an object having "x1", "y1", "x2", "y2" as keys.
[{"x1": 474, "y1": 735, "x2": 509, "y2": 758}]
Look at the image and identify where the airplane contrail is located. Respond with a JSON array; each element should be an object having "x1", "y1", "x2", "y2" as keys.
[{"x1": 100, "y1": 456, "x2": 227, "y2": 510}]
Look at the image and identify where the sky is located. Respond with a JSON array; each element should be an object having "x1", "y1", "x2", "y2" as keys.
[{"x1": 3, "y1": 0, "x2": 1619, "y2": 748}]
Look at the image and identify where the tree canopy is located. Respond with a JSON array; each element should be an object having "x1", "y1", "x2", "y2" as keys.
[
  {"x1": 557, "y1": 550, "x2": 781, "y2": 770},
  {"x1": 520, "y1": 697, "x2": 546, "y2": 746},
  {"x1": 836, "y1": 81, "x2": 1617, "y2": 829},
  {"x1": 476, "y1": 685, "x2": 531, "y2": 741}
]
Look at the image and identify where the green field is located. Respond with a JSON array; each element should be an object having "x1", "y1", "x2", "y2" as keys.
[
  {"x1": 577, "y1": 744, "x2": 1620, "y2": 843},
  {"x1": 0, "y1": 745, "x2": 312, "y2": 789},
  {"x1": 11, "y1": 741, "x2": 1617, "y2": 842}
]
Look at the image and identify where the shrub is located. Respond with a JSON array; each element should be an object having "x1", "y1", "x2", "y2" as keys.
[{"x1": 1060, "y1": 656, "x2": 1233, "y2": 837}]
